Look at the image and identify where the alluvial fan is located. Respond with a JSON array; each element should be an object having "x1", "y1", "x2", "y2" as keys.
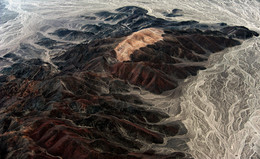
[
  {"x1": 0, "y1": 0, "x2": 260, "y2": 159},
  {"x1": 168, "y1": 37, "x2": 260, "y2": 159}
]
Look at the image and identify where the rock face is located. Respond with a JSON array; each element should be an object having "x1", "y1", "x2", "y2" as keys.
[
  {"x1": 0, "y1": 6, "x2": 258, "y2": 159},
  {"x1": 114, "y1": 28, "x2": 164, "y2": 61}
]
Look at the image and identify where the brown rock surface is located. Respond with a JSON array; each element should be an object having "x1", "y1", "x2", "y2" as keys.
[{"x1": 0, "y1": 6, "x2": 258, "y2": 159}]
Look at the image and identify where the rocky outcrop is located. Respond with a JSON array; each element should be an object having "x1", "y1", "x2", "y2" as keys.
[
  {"x1": 111, "y1": 62, "x2": 178, "y2": 94},
  {"x1": 0, "y1": 6, "x2": 258, "y2": 159},
  {"x1": 114, "y1": 28, "x2": 164, "y2": 62},
  {"x1": 110, "y1": 29, "x2": 242, "y2": 93}
]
